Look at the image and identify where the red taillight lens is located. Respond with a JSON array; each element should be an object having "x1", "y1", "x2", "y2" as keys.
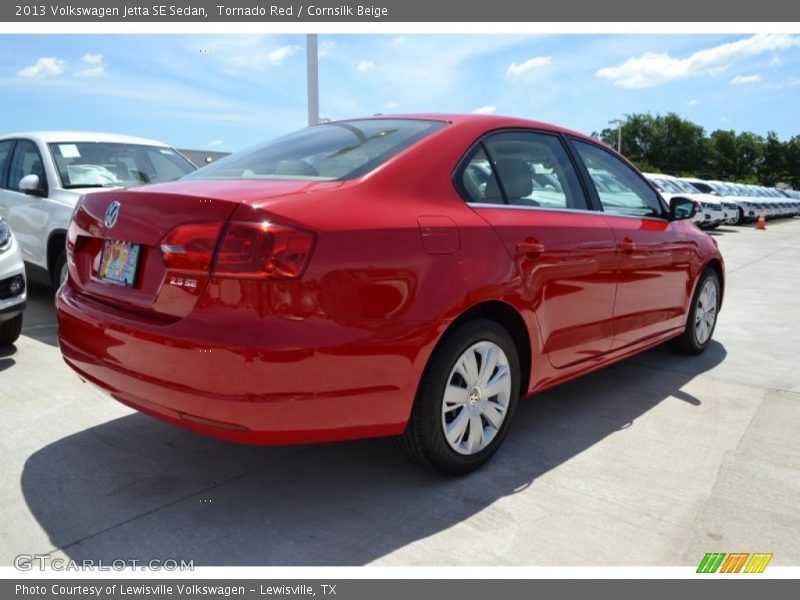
[
  {"x1": 160, "y1": 222, "x2": 223, "y2": 274},
  {"x1": 213, "y1": 222, "x2": 315, "y2": 279},
  {"x1": 66, "y1": 220, "x2": 78, "y2": 256}
]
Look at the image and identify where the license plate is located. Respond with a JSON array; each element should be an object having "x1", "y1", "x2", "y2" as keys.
[{"x1": 98, "y1": 240, "x2": 141, "y2": 287}]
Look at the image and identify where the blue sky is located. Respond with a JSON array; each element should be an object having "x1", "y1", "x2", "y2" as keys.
[{"x1": 1, "y1": 33, "x2": 798, "y2": 151}]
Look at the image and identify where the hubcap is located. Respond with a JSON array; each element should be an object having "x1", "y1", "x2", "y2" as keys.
[
  {"x1": 694, "y1": 278, "x2": 718, "y2": 345},
  {"x1": 441, "y1": 341, "x2": 512, "y2": 456}
]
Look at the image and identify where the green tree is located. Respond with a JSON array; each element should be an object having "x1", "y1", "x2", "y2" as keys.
[
  {"x1": 761, "y1": 131, "x2": 786, "y2": 186},
  {"x1": 593, "y1": 112, "x2": 797, "y2": 189}
]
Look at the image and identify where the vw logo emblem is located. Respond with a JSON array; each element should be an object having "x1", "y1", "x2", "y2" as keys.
[{"x1": 104, "y1": 201, "x2": 121, "y2": 228}]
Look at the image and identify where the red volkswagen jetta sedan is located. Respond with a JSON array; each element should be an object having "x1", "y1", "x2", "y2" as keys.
[{"x1": 56, "y1": 115, "x2": 724, "y2": 475}]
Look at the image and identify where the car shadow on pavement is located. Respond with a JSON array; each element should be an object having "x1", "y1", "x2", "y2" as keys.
[
  {"x1": 0, "y1": 345, "x2": 16, "y2": 372},
  {"x1": 20, "y1": 282, "x2": 59, "y2": 347},
  {"x1": 20, "y1": 341, "x2": 725, "y2": 565}
]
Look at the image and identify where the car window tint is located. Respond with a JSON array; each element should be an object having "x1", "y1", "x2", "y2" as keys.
[
  {"x1": 572, "y1": 140, "x2": 664, "y2": 218},
  {"x1": 460, "y1": 146, "x2": 504, "y2": 204},
  {"x1": 8, "y1": 140, "x2": 46, "y2": 193},
  {"x1": 49, "y1": 142, "x2": 195, "y2": 188},
  {"x1": 482, "y1": 131, "x2": 588, "y2": 210},
  {"x1": 0, "y1": 141, "x2": 14, "y2": 187},
  {"x1": 186, "y1": 119, "x2": 445, "y2": 182}
]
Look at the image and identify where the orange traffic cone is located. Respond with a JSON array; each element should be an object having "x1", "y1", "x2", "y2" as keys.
[{"x1": 756, "y1": 216, "x2": 767, "y2": 230}]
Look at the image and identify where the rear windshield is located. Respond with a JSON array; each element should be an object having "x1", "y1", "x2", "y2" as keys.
[
  {"x1": 49, "y1": 142, "x2": 196, "y2": 189},
  {"x1": 185, "y1": 119, "x2": 446, "y2": 182}
]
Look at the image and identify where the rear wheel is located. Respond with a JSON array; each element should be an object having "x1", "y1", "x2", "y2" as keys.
[
  {"x1": 0, "y1": 314, "x2": 23, "y2": 346},
  {"x1": 398, "y1": 319, "x2": 521, "y2": 475},
  {"x1": 669, "y1": 269, "x2": 720, "y2": 355}
]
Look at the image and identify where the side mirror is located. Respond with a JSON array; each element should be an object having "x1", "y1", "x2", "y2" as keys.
[
  {"x1": 19, "y1": 174, "x2": 46, "y2": 197},
  {"x1": 670, "y1": 197, "x2": 697, "y2": 221}
]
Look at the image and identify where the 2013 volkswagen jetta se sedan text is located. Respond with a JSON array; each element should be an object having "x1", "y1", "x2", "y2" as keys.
[{"x1": 56, "y1": 115, "x2": 724, "y2": 475}]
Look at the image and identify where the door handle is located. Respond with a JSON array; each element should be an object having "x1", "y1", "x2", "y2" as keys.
[
  {"x1": 517, "y1": 240, "x2": 545, "y2": 257},
  {"x1": 619, "y1": 237, "x2": 636, "y2": 253}
]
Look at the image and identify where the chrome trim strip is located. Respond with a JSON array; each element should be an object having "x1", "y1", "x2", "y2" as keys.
[{"x1": 465, "y1": 202, "x2": 670, "y2": 222}]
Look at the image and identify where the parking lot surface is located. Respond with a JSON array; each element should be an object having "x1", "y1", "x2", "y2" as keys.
[{"x1": 1, "y1": 220, "x2": 799, "y2": 566}]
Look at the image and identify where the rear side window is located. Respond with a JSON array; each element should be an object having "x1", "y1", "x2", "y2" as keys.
[
  {"x1": 186, "y1": 119, "x2": 446, "y2": 182},
  {"x1": 457, "y1": 130, "x2": 588, "y2": 211},
  {"x1": 0, "y1": 140, "x2": 13, "y2": 187},
  {"x1": 572, "y1": 140, "x2": 665, "y2": 218},
  {"x1": 8, "y1": 140, "x2": 46, "y2": 193}
]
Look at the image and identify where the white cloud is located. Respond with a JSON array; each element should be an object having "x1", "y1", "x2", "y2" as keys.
[
  {"x1": 356, "y1": 60, "x2": 376, "y2": 72},
  {"x1": 596, "y1": 34, "x2": 800, "y2": 88},
  {"x1": 319, "y1": 40, "x2": 335, "y2": 57},
  {"x1": 506, "y1": 56, "x2": 551, "y2": 76},
  {"x1": 392, "y1": 36, "x2": 407, "y2": 45},
  {"x1": 18, "y1": 57, "x2": 67, "y2": 78},
  {"x1": 76, "y1": 53, "x2": 107, "y2": 78},
  {"x1": 81, "y1": 53, "x2": 104, "y2": 65},
  {"x1": 266, "y1": 45, "x2": 302, "y2": 65},
  {"x1": 472, "y1": 105, "x2": 497, "y2": 114},
  {"x1": 686, "y1": 99, "x2": 699, "y2": 106},
  {"x1": 208, "y1": 139, "x2": 223, "y2": 147},
  {"x1": 729, "y1": 74, "x2": 761, "y2": 85},
  {"x1": 386, "y1": 101, "x2": 399, "y2": 109}
]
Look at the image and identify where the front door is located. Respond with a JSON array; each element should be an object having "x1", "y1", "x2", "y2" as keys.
[
  {"x1": 459, "y1": 130, "x2": 618, "y2": 368},
  {"x1": 570, "y1": 139, "x2": 693, "y2": 348}
]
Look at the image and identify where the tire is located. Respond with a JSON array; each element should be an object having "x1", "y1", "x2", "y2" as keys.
[
  {"x1": 52, "y1": 251, "x2": 67, "y2": 289},
  {"x1": 669, "y1": 269, "x2": 720, "y2": 356},
  {"x1": 398, "y1": 319, "x2": 521, "y2": 476},
  {"x1": 0, "y1": 314, "x2": 23, "y2": 346}
]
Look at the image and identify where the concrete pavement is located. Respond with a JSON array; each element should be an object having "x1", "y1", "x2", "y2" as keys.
[{"x1": 1, "y1": 219, "x2": 799, "y2": 566}]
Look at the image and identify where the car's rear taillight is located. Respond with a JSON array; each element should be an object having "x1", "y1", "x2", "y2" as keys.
[
  {"x1": 160, "y1": 223, "x2": 223, "y2": 275},
  {"x1": 214, "y1": 222, "x2": 315, "y2": 279}
]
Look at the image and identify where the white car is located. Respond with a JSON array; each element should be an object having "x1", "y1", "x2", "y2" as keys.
[
  {"x1": 643, "y1": 173, "x2": 727, "y2": 227},
  {"x1": 0, "y1": 132, "x2": 196, "y2": 287},
  {"x1": 682, "y1": 177, "x2": 753, "y2": 224},
  {"x1": 0, "y1": 218, "x2": 26, "y2": 346}
]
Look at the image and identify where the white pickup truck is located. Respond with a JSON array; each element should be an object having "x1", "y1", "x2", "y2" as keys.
[{"x1": 0, "y1": 132, "x2": 196, "y2": 287}]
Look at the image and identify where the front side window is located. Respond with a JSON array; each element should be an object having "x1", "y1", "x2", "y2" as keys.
[
  {"x1": 572, "y1": 140, "x2": 665, "y2": 218},
  {"x1": 8, "y1": 140, "x2": 46, "y2": 193},
  {"x1": 49, "y1": 142, "x2": 195, "y2": 189},
  {"x1": 187, "y1": 119, "x2": 446, "y2": 182}
]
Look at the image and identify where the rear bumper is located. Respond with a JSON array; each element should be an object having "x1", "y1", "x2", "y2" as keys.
[{"x1": 56, "y1": 282, "x2": 439, "y2": 444}]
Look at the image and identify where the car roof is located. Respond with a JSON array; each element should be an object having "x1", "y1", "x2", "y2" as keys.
[
  {"x1": 0, "y1": 131, "x2": 171, "y2": 147},
  {"x1": 333, "y1": 113, "x2": 598, "y2": 144}
]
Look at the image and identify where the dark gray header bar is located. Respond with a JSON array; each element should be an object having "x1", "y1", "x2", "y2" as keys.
[{"x1": 2, "y1": 0, "x2": 799, "y2": 22}]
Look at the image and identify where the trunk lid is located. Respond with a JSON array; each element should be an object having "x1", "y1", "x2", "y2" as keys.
[{"x1": 68, "y1": 180, "x2": 319, "y2": 320}]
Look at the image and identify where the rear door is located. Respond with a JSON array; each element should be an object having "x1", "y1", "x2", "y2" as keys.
[
  {"x1": 460, "y1": 130, "x2": 618, "y2": 368},
  {"x1": 569, "y1": 139, "x2": 693, "y2": 348}
]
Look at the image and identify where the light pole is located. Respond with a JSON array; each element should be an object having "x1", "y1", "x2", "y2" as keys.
[
  {"x1": 608, "y1": 118, "x2": 624, "y2": 153},
  {"x1": 306, "y1": 34, "x2": 319, "y2": 126}
]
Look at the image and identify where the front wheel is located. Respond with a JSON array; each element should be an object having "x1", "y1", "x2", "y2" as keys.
[
  {"x1": 0, "y1": 314, "x2": 23, "y2": 346},
  {"x1": 398, "y1": 319, "x2": 521, "y2": 475},
  {"x1": 669, "y1": 269, "x2": 720, "y2": 355}
]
